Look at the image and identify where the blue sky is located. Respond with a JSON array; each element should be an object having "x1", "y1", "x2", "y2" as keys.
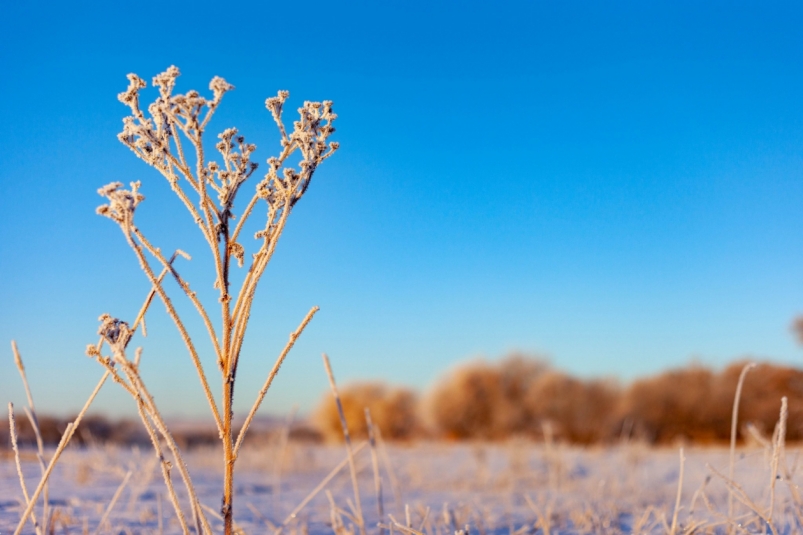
[{"x1": 2, "y1": 1, "x2": 803, "y2": 418}]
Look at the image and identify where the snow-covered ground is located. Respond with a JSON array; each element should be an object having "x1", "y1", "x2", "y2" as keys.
[{"x1": 1, "y1": 441, "x2": 799, "y2": 534}]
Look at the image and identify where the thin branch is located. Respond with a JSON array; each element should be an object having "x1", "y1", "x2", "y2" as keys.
[
  {"x1": 133, "y1": 250, "x2": 182, "y2": 332},
  {"x1": 229, "y1": 241, "x2": 269, "y2": 333},
  {"x1": 117, "y1": 356, "x2": 211, "y2": 534},
  {"x1": 229, "y1": 142, "x2": 296, "y2": 246},
  {"x1": 164, "y1": 123, "x2": 199, "y2": 190},
  {"x1": 125, "y1": 230, "x2": 223, "y2": 434},
  {"x1": 133, "y1": 392, "x2": 191, "y2": 535},
  {"x1": 228, "y1": 201, "x2": 293, "y2": 369},
  {"x1": 199, "y1": 102, "x2": 221, "y2": 132},
  {"x1": 229, "y1": 193, "x2": 258, "y2": 245},
  {"x1": 134, "y1": 229, "x2": 223, "y2": 365},
  {"x1": 155, "y1": 164, "x2": 207, "y2": 230},
  {"x1": 230, "y1": 197, "x2": 291, "y2": 334},
  {"x1": 233, "y1": 306, "x2": 318, "y2": 455},
  {"x1": 191, "y1": 137, "x2": 227, "y2": 313}
]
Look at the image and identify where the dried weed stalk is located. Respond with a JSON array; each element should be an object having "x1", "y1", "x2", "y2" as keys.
[{"x1": 85, "y1": 66, "x2": 337, "y2": 534}]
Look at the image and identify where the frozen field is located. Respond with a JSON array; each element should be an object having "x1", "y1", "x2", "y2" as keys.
[{"x1": 1, "y1": 442, "x2": 800, "y2": 534}]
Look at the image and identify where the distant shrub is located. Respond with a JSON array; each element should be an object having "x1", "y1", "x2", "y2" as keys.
[
  {"x1": 7, "y1": 359, "x2": 800, "y2": 451},
  {"x1": 792, "y1": 316, "x2": 803, "y2": 345},
  {"x1": 11, "y1": 415, "x2": 66, "y2": 447},
  {"x1": 617, "y1": 361, "x2": 803, "y2": 444},
  {"x1": 717, "y1": 361, "x2": 803, "y2": 441},
  {"x1": 526, "y1": 371, "x2": 620, "y2": 444},
  {"x1": 424, "y1": 360, "x2": 502, "y2": 440},
  {"x1": 425, "y1": 355, "x2": 803, "y2": 444},
  {"x1": 424, "y1": 354, "x2": 549, "y2": 439},
  {"x1": 2, "y1": 414, "x2": 149, "y2": 448},
  {"x1": 618, "y1": 364, "x2": 720, "y2": 443},
  {"x1": 313, "y1": 382, "x2": 419, "y2": 442}
]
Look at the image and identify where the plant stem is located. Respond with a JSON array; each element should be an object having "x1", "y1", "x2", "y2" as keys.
[{"x1": 222, "y1": 372, "x2": 235, "y2": 535}]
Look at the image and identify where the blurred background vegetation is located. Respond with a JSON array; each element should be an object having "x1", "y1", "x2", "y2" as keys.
[{"x1": 6, "y1": 354, "x2": 803, "y2": 448}]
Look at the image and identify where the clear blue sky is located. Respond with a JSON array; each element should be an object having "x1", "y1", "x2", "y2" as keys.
[{"x1": 2, "y1": 1, "x2": 803, "y2": 418}]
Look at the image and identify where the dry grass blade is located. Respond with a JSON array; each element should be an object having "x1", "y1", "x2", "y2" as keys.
[
  {"x1": 280, "y1": 441, "x2": 368, "y2": 527},
  {"x1": 333, "y1": 491, "x2": 362, "y2": 525},
  {"x1": 132, "y1": 393, "x2": 191, "y2": 534},
  {"x1": 523, "y1": 494, "x2": 551, "y2": 535},
  {"x1": 745, "y1": 422, "x2": 772, "y2": 450},
  {"x1": 366, "y1": 408, "x2": 385, "y2": 535},
  {"x1": 375, "y1": 427, "x2": 403, "y2": 510},
  {"x1": 669, "y1": 448, "x2": 685, "y2": 535},
  {"x1": 728, "y1": 362, "x2": 756, "y2": 531},
  {"x1": 9, "y1": 261, "x2": 166, "y2": 535},
  {"x1": 115, "y1": 354, "x2": 210, "y2": 534},
  {"x1": 708, "y1": 463, "x2": 777, "y2": 535},
  {"x1": 14, "y1": 370, "x2": 109, "y2": 535},
  {"x1": 247, "y1": 502, "x2": 278, "y2": 531},
  {"x1": 93, "y1": 470, "x2": 133, "y2": 535},
  {"x1": 8, "y1": 403, "x2": 42, "y2": 535},
  {"x1": 12, "y1": 341, "x2": 50, "y2": 532},
  {"x1": 272, "y1": 406, "x2": 297, "y2": 518},
  {"x1": 12, "y1": 341, "x2": 43, "y2": 453},
  {"x1": 386, "y1": 514, "x2": 425, "y2": 535},
  {"x1": 768, "y1": 396, "x2": 788, "y2": 524},
  {"x1": 632, "y1": 505, "x2": 658, "y2": 535},
  {"x1": 157, "y1": 493, "x2": 164, "y2": 535},
  {"x1": 323, "y1": 352, "x2": 366, "y2": 535}
]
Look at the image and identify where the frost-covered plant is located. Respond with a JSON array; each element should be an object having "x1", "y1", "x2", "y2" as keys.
[{"x1": 85, "y1": 65, "x2": 337, "y2": 534}]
